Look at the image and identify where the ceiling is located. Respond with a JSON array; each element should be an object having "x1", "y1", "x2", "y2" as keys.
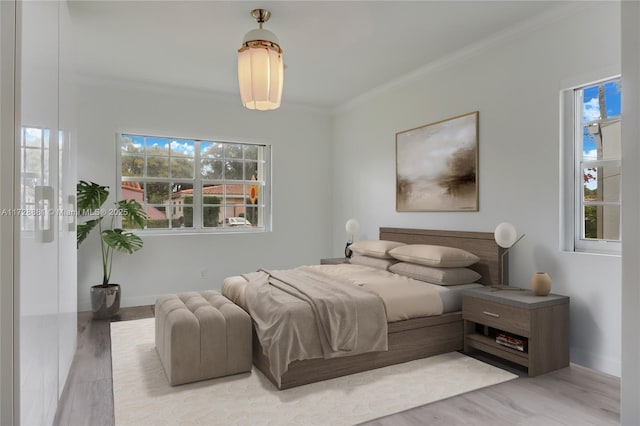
[{"x1": 68, "y1": 1, "x2": 568, "y2": 109}]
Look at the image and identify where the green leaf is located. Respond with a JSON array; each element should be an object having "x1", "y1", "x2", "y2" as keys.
[
  {"x1": 77, "y1": 217, "x2": 103, "y2": 248},
  {"x1": 102, "y1": 229, "x2": 143, "y2": 254},
  {"x1": 77, "y1": 180, "x2": 109, "y2": 212},
  {"x1": 117, "y1": 199, "x2": 147, "y2": 229}
]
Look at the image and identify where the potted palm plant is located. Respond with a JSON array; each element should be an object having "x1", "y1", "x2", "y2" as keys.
[{"x1": 77, "y1": 180, "x2": 147, "y2": 319}]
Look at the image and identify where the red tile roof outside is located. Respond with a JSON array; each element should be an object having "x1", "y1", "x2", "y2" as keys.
[
  {"x1": 121, "y1": 184, "x2": 166, "y2": 220},
  {"x1": 178, "y1": 184, "x2": 246, "y2": 196}
]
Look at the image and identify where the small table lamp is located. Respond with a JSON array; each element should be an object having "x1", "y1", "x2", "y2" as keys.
[
  {"x1": 344, "y1": 219, "x2": 360, "y2": 258},
  {"x1": 494, "y1": 222, "x2": 525, "y2": 287}
]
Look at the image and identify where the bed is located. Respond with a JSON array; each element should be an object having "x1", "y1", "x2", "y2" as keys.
[{"x1": 222, "y1": 227, "x2": 505, "y2": 389}]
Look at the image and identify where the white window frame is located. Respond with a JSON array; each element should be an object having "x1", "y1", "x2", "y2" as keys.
[
  {"x1": 561, "y1": 76, "x2": 621, "y2": 255},
  {"x1": 116, "y1": 132, "x2": 272, "y2": 235}
]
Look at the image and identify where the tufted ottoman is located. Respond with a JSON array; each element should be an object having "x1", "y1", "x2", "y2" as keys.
[{"x1": 155, "y1": 290, "x2": 252, "y2": 386}]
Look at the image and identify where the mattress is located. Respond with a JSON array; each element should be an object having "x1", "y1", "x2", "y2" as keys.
[{"x1": 434, "y1": 282, "x2": 483, "y2": 313}]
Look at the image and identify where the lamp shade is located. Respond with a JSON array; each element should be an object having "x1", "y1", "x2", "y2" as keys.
[
  {"x1": 238, "y1": 27, "x2": 284, "y2": 110},
  {"x1": 494, "y1": 222, "x2": 518, "y2": 248},
  {"x1": 345, "y1": 219, "x2": 360, "y2": 236}
]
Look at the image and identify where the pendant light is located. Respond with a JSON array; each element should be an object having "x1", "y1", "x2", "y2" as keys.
[{"x1": 237, "y1": 9, "x2": 284, "y2": 111}]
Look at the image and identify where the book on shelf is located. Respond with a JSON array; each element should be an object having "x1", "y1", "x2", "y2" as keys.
[{"x1": 495, "y1": 332, "x2": 526, "y2": 352}]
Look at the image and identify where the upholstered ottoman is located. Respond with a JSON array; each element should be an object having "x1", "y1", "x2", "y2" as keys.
[{"x1": 155, "y1": 290, "x2": 252, "y2": 386}]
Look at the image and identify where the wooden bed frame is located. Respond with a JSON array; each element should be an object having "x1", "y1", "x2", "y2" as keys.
[{"x1": 253, "y1": 227, "x2": 506, "y2": 389}]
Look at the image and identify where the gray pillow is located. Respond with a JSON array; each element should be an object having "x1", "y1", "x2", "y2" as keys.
[
  {"x1": 389, "y1": 262, "x2": 481, "y2": 285},
  {"x1": 388, "y1": 244, "x2": 480, "y2": 268},
  {"x1": 349, "y1": 255, "x2": 398, "y2": 270}
]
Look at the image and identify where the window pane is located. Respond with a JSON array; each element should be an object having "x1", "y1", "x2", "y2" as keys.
[
  {"x1": 202, "y1": 206, "x2": 221, "y2": 228},
  {"x1": 582, "y1": 121, "x2": 621, "y2": 162},
  {"x1": 581, "y1": 79, "x2": 621, "y2": 163},
  {"x1": 244, "y1": 161, "x2": 258, "y2": 180},
  {"x1": 582, "y1": 81, "x2": 621, "y2": 122},
  {"x1": 201, "y1": 142, "x2": 223, "y2": 159},
  {"x1": 202, "y1": 182, "x2": 223, "y2": 228},
  {"x1": 247, "y1": 181, "x2": 261, "y2": 205},
  {"x1": 224, "y1": 143, "x2": 243, "y2": 159},
  {"x1": 583, "y1": 166, "x2": 620, "y2": 203},
  {"x1": 170, "y1": 157, "x2": 194, "y2": 179},
  {"x1": 121, "y1": 155, "x2": 144, "y2": 177},
  {"x1": 583, "y1": 205, "x2": 620, "y2": 241},
  {"x1": 244, "y1": 145, "x2": 258, "y2": 161},
  {"x1": 144, "y1": 182, "x2": 170, "y2": 204},
  {"x1": 201, "y1": 159, "x2": 223, "y2": 179},
  {"x1": 170, "y1": 139, "x2": 195, "y2": 157},
  {"x1": 121, "y1": 181, "x2": 144, "y2": 205},
  {"x1": 201, "y1": 183, "x2": 223, "y2": 200},
  {"x1": 175, "y1": 204, "x2": 194, "y2": 228},
  {"x1": 223, "y1": 184, "x2": 244, "y2": 204},
  {"x1": 141, "y1": 205, "x2": 168, "y2": 229},
  {"x1": 146, "y1": 137, "x2": 169, "y2": 155},
  {"x1": 244, "y1": 206, "x2": 259, "y2": 227},
  {"x1": 224, "y1": 160, "x2": 243, "y2": 180},
  {"x1": 146, "y1": 156, "x2": 169, "y2": 177},
  {"x1": 121, "y1": 135, "x2": 144, "y2": 154}
]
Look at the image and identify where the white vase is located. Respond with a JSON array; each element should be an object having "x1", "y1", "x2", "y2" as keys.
[{"x1": 530, "y1": 272, "x2": 551, "y2": 296}]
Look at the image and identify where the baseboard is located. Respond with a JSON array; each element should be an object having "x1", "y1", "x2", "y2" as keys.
[{"x1": 571, "y1": 347, "x2": 621, "y2": 377}]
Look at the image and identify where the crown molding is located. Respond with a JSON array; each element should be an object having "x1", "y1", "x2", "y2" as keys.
[{"x1": 75, "y1": 73, "x2": 332, "y2": 115}]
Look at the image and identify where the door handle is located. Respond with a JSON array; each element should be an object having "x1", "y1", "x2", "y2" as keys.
[
  {"x1": 34, "y1": 185, "x2": 54, "y2": 243},
  {"x1": 67, "y1": 194, "x2": 76, "y2": 232}
]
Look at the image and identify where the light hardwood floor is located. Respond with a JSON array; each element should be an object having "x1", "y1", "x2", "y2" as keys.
[{"x1": 54, "y1": 306, "x2": 619, "y2": 426}]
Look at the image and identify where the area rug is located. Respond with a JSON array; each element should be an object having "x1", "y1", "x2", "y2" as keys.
[{"x1": 111, "y1": 318, "x2": 517, "y2": 426}]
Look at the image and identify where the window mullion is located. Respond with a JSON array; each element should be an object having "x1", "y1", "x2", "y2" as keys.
[{"x1": 194, "y1": 141, "x2": 202, "y2": 229}]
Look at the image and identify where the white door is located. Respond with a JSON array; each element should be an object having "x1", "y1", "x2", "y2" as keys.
[{"x1": 18, "y1": 1, "x2": 76, "y2": 424}]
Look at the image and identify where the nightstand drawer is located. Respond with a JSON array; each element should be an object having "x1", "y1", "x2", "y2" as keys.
[{"x1": 463, "y1": 296, "x2": 530, "y2": 337}]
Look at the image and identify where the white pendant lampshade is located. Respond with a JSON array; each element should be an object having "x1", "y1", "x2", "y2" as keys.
[{"x1": 238, "y1": 9, "x2": 284, "y2": 111}]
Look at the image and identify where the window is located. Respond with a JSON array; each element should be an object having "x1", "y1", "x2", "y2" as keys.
[
  {"x1": 119, "y1": 134, "x2": 270, "y2": 233},
  {"x1": 563, "y1": 77, "x2": 621, "y2": 253}
]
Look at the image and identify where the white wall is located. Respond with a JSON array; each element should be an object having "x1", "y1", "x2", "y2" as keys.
[
  {"x1": 76, "y1": 80, "x2": 333, "y2": 310},
  {"x1": 621, "y1": 1, "x2": 640, "y2": 424},
  {"x1": 332, "y1": 2, "x2": 621, "y2": 375}
]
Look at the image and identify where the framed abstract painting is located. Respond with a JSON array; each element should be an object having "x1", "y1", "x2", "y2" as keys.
[{"x1": 396, "y1": 111, "x2": 478, "y2": 212}]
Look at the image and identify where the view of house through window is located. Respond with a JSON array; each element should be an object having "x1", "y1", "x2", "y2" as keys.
[
  {"x1": 576, "y1": 78, "x2": 621, "y2": 249},
  {"x1": 119, "y1": 134, "x2": 270, "y2": 232}
]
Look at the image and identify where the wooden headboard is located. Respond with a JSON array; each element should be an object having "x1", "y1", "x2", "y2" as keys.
[{"x1": 379, "y1": 227, "x2": 505, "y2": 287}]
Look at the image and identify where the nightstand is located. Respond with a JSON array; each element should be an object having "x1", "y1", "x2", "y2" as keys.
[
  {"x1": 462, "y1": 287, "x2": 569, "y2": 376},
  {"x1": 320, "y1": 257, "x2": 349, "y2": 265}
]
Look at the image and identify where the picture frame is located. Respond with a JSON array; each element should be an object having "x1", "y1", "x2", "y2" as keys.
[{"x1": 396, "y1": 111, "x2": 478, "y2": 212}]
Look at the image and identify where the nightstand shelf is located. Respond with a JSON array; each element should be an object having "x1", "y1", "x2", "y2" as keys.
[
  {"x1": 462, "y1": 287, "x2": 569, "y2": 376},
  {"x1": 465, "y1": 333, "x2": 529, "y2": 367}
]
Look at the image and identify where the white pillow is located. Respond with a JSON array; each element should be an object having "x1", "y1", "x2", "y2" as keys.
[
  {"x1": 349, "y1": 255, "x2": 398, "y2": 270},
  {"x1": 389, "y1": 262, "x2": 481, "y2": 285},
  {"x1": 349, "y1": 240, "x2": 406, "y2": 259},
  {"x1": 388, "y1": 244, "x2": 479, "y2": 268}
]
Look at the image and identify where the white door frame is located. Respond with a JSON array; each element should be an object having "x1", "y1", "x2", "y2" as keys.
[{"x1": 0, "y1": 0, "x2": 17, "y2": 425}]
